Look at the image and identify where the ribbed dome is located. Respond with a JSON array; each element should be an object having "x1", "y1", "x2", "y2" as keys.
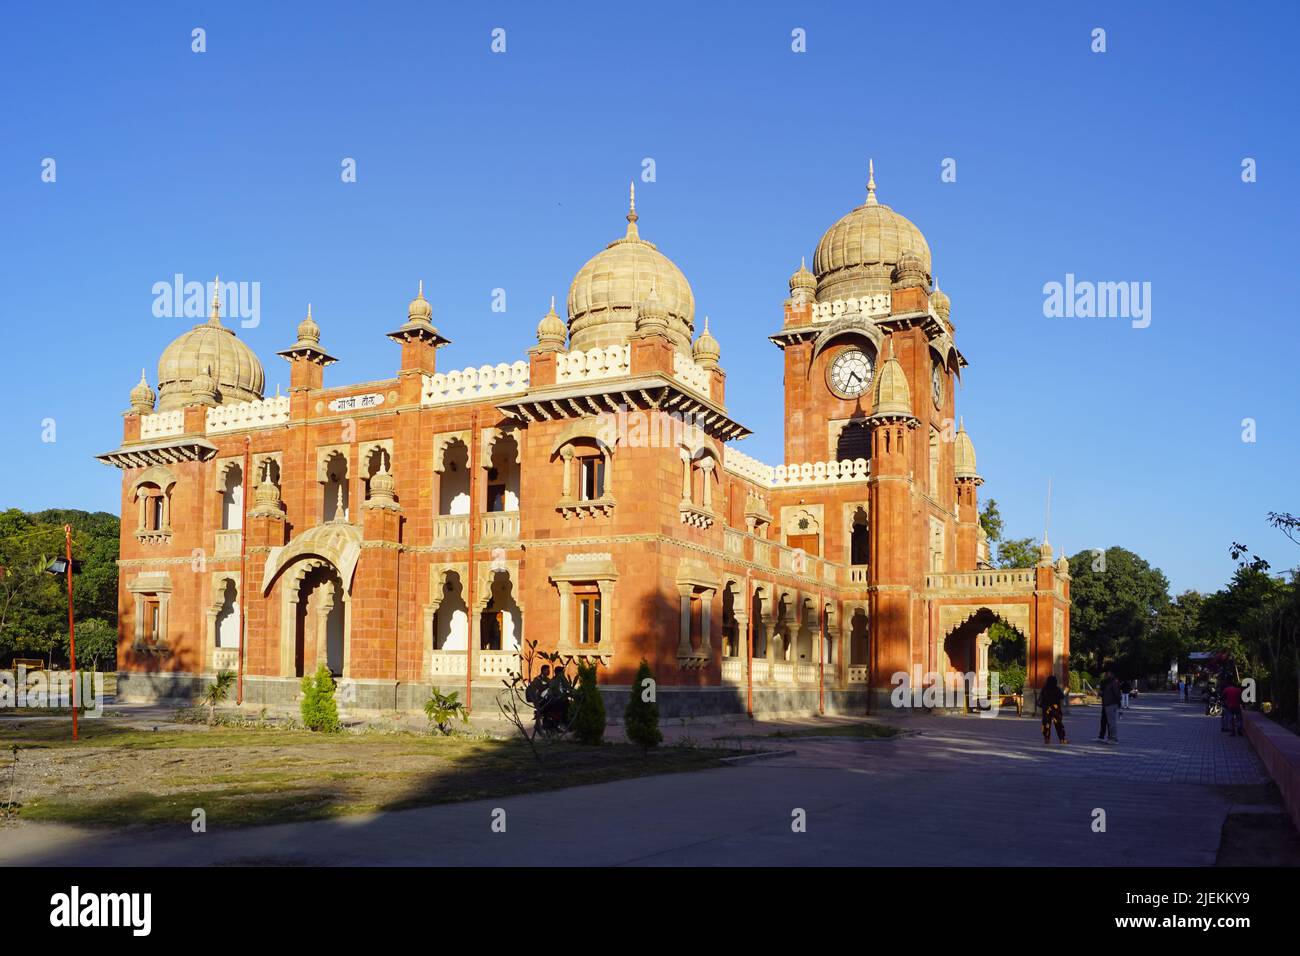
[
  {"x1": 813, "y1": 163, "x2": 931, "y2": 303},
  {"x1": 954, "y1": 418, "x2": 979, "y2": 479},
  {"x1": 692, "y1": 315, "x2": 720, "y2": 367},
  {"x1": 869, "y1": 339, "x2": 916, "y2": 422},
  {"x1": 156, "y1": 287, "x2": 264, "y2": 410},
  {"x1": 128, "y1": 368, "x2": 156, "y2": 413},
  {"x1": 567, "y1": 184, "x2": 694, "y2": 351}
]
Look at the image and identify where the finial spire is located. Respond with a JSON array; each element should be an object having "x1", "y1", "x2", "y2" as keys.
[
  {"x1": 307, "y1": 302, "x2": 312, "y2": 320},
  {"x1": 139, "y1": 367, "x2": 148, "y2": 385},
  {"x1": 703, "y1": 315, "x2": 710, "y2": 332},
  {"x1": 625, "y1": 181, "x2": 639, "y2": 238},
  {"x1": 209, "y1": 275, "x2": 222, "y2": 325},
  {"x1": 550, "y1": 294, "x2": 556, "y2": 312},
  {"x1": 418, "y1": 278, "x2": 424, "y2": 298},
  {"x1": 866, "y1": 160, "x2": 877, "y2": 205}
]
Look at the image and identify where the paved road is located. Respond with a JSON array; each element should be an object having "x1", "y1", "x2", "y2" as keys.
[{"x1": 0, "y1": 694, "x2": 1274, "y2": 866}]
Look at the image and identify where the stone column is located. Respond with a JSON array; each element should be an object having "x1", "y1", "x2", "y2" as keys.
[
  {"x1": 677, "y1": 586, "x2": 693, "y2": 656},
  {"x1": 560, "y1": 447, "x2": 574, "y2": 499},
  {"x1": 699, "y1": 587, "x2": 713, "y2": 654},
  {"x1": 699, "y1": 458, "x2": 715, "y2": 510},
  {"x1": 680, "y1": 449, "x2": 692, "y2": 502}
]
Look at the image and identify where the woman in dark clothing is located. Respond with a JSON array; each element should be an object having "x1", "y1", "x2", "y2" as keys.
[{"x1": 1038, "y1": 675, "x2": 1068, "y2": 745}]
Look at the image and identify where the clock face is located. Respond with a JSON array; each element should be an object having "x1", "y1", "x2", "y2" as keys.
[
  {"x1": 931, "y1": 361, "x2": 944, "y2": 408},
  {"x1": 828, "y1": 348, "x2": 873, "y2": 399}
]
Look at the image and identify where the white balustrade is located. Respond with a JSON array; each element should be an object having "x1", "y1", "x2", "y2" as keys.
[
  {"x1": 926, "y1": 569, "x2": 1036, "y2": 592},
  {"x1": 724, "y1": 529, "x2": 745, "y2": 556},
  {"x1": 206, "y1": 395, "x2": 290, "y2": 434},
  {"x1": 554, "y1": 345, "x2": 630, "y2": 384},
  {"x1": 476, "y1": 651, "x2": 520, "y2": 678},
  {"x1": 750, "y1": 659, "x2": 770, "y2": 682},
  {"x1": 481, "y1": 511, "x2": 520, "y2": 540},
  {"x1": 214, "y1": 530, "x2": 242, "y2": 558},
  {"x1": 723, "y1": 446, "x2": 775, "y2": 487},
  {"x1": 848, "y1": 665, "x2": 870, "y2": 684},
  {"x1": 672, "y1": 351, "x2": 711, "y2": 396},
  {"x1": 429, "y1": 651, "x2": 468, "y2": 676},
  {"x1": 721, "y1": 658, "x2": 743, "y2": 683},
  {"x1": 811, "y1": 293, "x2": 891, "y2": 323},
  {"x1": 421, "y1": 361, "x2": 529, "y2": 406},
  {"x1": 139, "y1": 409, "x2": 184, "y2": 440},
  {"x1": 433, "y1": 514, "x2": 469, "y2": 543},
  {"x1": 772, "y1": 458, "x2": 869, "y2": 487}
]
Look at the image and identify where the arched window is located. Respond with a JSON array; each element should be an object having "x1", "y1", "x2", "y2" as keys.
[
  {"x1": 486, "y1": 434, "x2": 520, "y2": 513},
  {"x1": 437, "y1": 440, "x2": 470, "y2": 515},
  {"x1": 322, "y1": 452, "x2": 349, "y2": 522},
  {"x1": 220, "y1": 464, "x2": 244, "y2": 531},
  {"x1": 850, "y1": 506, "x2": 869, "y2": 566}
]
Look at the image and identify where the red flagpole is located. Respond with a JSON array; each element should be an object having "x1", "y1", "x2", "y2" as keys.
[
  {"x1": 237, "y1": 435, "x2": 251, "y2": 705},
  {"x1": 64, "y1": 524, "x2": 77, "y2": 741},
  {"x1": 745, "y1": 571, "x2": 753, "y2": 718}
]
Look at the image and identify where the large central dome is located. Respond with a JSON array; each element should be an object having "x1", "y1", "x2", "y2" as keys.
[
  {"x1": 812, "y1": 163, "x2": 931, "y2": 303},
  {"x1": 156, "y1": 289, "x2": 264, "y2": 410},
  {"x1": 566, "y1": 185, "x2": 694, "y2": 351}
]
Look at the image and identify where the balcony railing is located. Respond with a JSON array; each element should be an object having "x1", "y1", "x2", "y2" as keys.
[
  {"x1": 429, "y1": 649, "x2": 521, "y2": 678},
  {"x1": 846, "y1": 566, "x2": 869, "y2": 584},
  {"x1": 721, "y1": 657, "x2": 744, "y2": 682},
  {"x1": 433, "y1": 515, "x2": 469, "y2": 546},
  {"x1": 481, "y1": 511, "x2": 520, "y2": 541},
  {"x1": 925, "y1": 569, "x2": 1035, "y2": 592},
  {"x1": 214, "y1": 529, "x2": 242, "y2": 558}
]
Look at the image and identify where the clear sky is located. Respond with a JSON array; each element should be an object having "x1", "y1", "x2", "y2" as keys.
[{"x1": 1, "y1": 0, "x2": 1296, "y2": 595}]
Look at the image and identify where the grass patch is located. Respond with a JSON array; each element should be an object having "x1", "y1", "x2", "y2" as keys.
[{"x1": 1, "y1": 720, "x2": 738, "y2": 830}]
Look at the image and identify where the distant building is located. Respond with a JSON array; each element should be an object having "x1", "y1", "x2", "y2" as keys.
[{"x1": 98, "y1": 167, "x2": 1070, "y2": 715}]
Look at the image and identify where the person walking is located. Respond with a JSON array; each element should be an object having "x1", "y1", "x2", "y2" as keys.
[
  {"x1": 1038, "y1": 675, "x2": 1068, "y2": 745},
  {"x1": 1221, "y1": 679, "x2": 1245, "y2": 737},
  {"x1": 1120, "y1": 678, "x2": 1132, "y2": 710},
  {"x1": 1097, "y1": 669, "x2": 1121, "y2": 744}
]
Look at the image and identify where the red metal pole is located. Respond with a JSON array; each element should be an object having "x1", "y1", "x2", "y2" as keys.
[
  {"x1": 817, "y1": 590, "x2": 825, "y2": 716},
  {"x1": 745, "y1": 571, "x2": 753, "y2": 718},
  {"x1": 237, "y1": 435, "x2": 251, "y2": 705},
  {"x1": 64, "y1": 524, "x2": 77, "y2": 741},
  {"x1": 465, "y1": 410, "x2": 480, "y2": 714}
]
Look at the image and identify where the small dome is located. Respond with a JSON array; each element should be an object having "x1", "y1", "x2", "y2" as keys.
[
  {"x1": 408, "y1": 280, "x2": 433, "y2": 324},
  {"x1": 156, "y1": 279, "x2": 264, "y2": 410},
  {"x1": 297, "y1": 304, "x2": 321, "y2": 345},
  {"x1": 891, "y1": 249, "x2": 929, "y2": 290},
  {"x1": 189, "y1": 363, "x2": 219, "y2": 405},
  {"x1": 536, "y1": 296, "x2": 566, "y2": 346},
  {"x1": 1056, "y1": 555, "x2": 1070, "y2": 577},
  {"x1": 931, "y1": 284, "x2": 951, "y2": 323},
  {"x1": 954, "y1": 418, "x2": 979, "y2": 479},
  {"x1": 636, "y1": 286, "x2": 670, "y2": 334},
  {"x1": 869, "y1": 339, "x2": 915, "y2": 421},
  {"x1": 813, "y1": 162, "x2": 931, "y2": 303},
  {"x1": 567, "y1": 183, "x2": 695, "y2": 351},
  {"x1": 1038, "y1": 539, "x2": 1055, "y2": 566},
  {"x1": 789, "y1": 258, "x2": 816, "y2": 303},
  {"x1": 128, "y1": 368, "x2": 156, "y2": 413},
  {"x1": 692, "y1": 315, "x2": 720, "y2": 367}
]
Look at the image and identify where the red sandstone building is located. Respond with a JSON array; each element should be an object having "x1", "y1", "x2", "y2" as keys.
[{"x1": 99, "y1": 168, "x2": 1070, "y2": 716}]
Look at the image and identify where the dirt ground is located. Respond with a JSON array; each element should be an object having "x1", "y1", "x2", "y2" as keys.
[{"x1": 0, "y1": 716, "x2": 735, "y2": 830}]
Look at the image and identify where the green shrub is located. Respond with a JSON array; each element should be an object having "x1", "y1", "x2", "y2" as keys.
[
  {"x1": 993, "y1": 663, "x2": 1026, "y2": 693},
  {"x1": 300, "y1": 664, "x2": 340, "y2": 733},
  {"x1": 201, "y1": 670, "x2": 236, "y2": 725},
  {"x1": 569, "y1": 661, "x2": 606, "y2": 745},
  {"x1": 624, "y1": 659, "x2": 662, "y2": 752},
  {"x1": 424, "y1": 688, "x2": 469, "y2": 735}
]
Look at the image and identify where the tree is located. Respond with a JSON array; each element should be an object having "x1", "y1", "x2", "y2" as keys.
[
  {"x1": 1066, "y1": 547, "x2": 1170, "y2": 677},
  {"x1": 979, "y1": 499, "x2": 1004, "y2": 544},
  {"x1": 300, "y1": 665, "x2": 341, "y2": 732},
  {"x1": 624, "y1": 659, "x2": 662, "y2": 753},
  {"x1": 996, "y1": 537, "x2": 1038, "y2": 570},
  {"x1": 569, "y1": 660, "x2": 606, "y2": 745},
  {"x1": 201, "y1": 671, "x2": 236, "y2": 726}
]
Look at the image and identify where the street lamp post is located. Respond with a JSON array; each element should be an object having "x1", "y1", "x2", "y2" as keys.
[{"x1": 44, "y1": 525, "x2": 81, "y2": 740}]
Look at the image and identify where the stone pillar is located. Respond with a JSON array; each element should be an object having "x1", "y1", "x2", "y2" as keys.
[{"x1": 677, "y1": 586, "x2": 693, "y2": 656}]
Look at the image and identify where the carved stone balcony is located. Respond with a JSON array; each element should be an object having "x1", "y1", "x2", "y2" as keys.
[
  {"x1": 214, "y1": 529, "x2": 243, "y2": 559},
  {"x1": 432, "y1": 515, "x2": 469, "y2": 547},
  {"x1": 480, "y1": 511, "x2": 520, "y2": 542},
  {"x1": 679, "y1": 501, "x2": 715, "y2": 529},
  {"x1": 557, "y1": 496, "x2": 615, "y2": 519}
]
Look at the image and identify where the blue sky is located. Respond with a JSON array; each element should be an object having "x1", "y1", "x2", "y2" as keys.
[{"x1": 1, "y1": 0, "x2": 1296, "y2": 594}]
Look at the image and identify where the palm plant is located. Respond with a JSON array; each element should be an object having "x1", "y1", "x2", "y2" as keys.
[{"x1": 202, "y1": 670, "x2": 236, "y2": 726}]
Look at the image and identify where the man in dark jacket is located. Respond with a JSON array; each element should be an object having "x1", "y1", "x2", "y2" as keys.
[{"x1": 1098, "y1": 669, "x2": 1121, "y2": 743}]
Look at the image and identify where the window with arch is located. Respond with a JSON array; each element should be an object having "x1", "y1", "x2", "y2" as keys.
[
  {"x1": 219, "y1": 463, "x2": 244, "y2": 531},
  {"x1": 321, "y1": 451, "x2": 349, "y2": 522},
  {"x1": 850, "y1": 505, "x2": 869, "y2": 566},
  {"x1": 486, "y1": 432, "x2": 521, "y2": 513},
  {"x1": 436, "y1": 439, "x2": 470, "y2": 515},
  {"x1": 679, "y1": 447, "x2": 719, "y2": 528},
  {"x1": 555, "y1": 434, "x2": 614, "y2": 517},
  {"x1": 928, "y1": 427, "x2": 940, "y2": 497},
  {"x1": 131, "y1": 467, "x2": 176, "y2": 541}
]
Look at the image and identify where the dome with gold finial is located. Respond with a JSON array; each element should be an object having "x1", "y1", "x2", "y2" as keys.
[
  {"x1": 189, "y1": 363, "x2": 219, "y2": 406},
  {"x1": 536, "y1": 296, "x2": 566, "y2": 347},
  {"x1": 567, "y1": 182, "x2": 695, "y2": 351},
  {"x1": 408, "y1": 280, "x2": 433, "y2": 324},
  {"x1": 869, "y1": 338, "x2": 916, "y2": 422},
  {"x1": 891, "y1": 249, "x2": 928, "y2": 290},
  {"x1": 813, "y1": 161, "x2": 932, "y2": 303},
  {"x1": 128, "y1": 368, "x2": 156, "y2": 414},
  {"x1": 156, "y1": 277, "x2": 265, "y2": 410},
  {"x1": 954, "y1": 417, "x2": 980, "y2": 480},
  {"x1": 692, "y1": 315, "x2": 720, "y2": 368},
  {"x1": 636, "y1": 285, "x2": 669, "y2": 334}
]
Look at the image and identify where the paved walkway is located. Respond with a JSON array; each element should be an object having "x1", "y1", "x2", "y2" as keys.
[{"x1": 0, "y1": 693, "x2": 1276, "y2": 866}]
